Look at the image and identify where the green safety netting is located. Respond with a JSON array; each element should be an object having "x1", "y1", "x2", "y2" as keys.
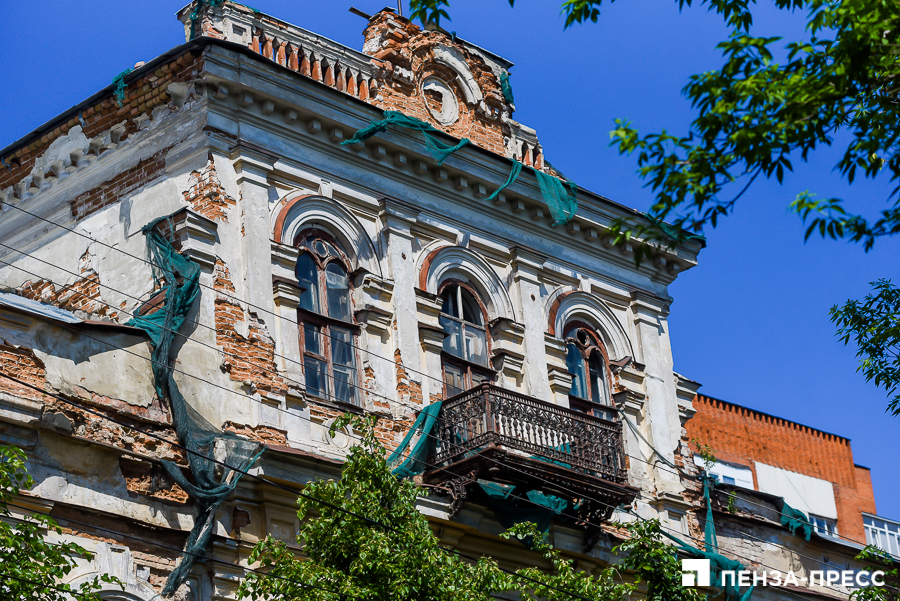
[
  {"x1": 486, "y1": 160, "x2": 523, "y2": 203},
  {"x1": 387, "y1": 400, "x2": 442, "y2": 478},
  {"x1": 112, "y1": 69, "x2": 133, "y2": 107},
  {"x1": 662, "y1": 473, "x2": 754, "y2": 601},
  {"x1": 126, "y1": 213, "x2": 264, "y2": 596},
  {"x1": 535, "y1": 168, "x2": 578, "y2": 226},
  {"x1": 500, "y1": 71, "x2": 515, "y2": 105},
  {"x1": 478, "y1": 480, "x2": 567, "y2": 536},
  {"x1": 342, "y1": 110, "x2": 579, "y2": 225},
  {"x1": 775, "y1": 498, "x2": 813, "y2": 541},
  {"x1": 342, "y1": 110, "x2": 470, "y2": 165}
]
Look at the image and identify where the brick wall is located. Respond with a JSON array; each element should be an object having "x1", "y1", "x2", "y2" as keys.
[
  {"x1": 0, "y1": 342, "x2": 47, "y2": 401},
  {"x1": 686, "y1": 394, "x2": 874, "y2": 542},
  {"x1": 18, "y1": 250, "x2": 121, "y2": 318}
]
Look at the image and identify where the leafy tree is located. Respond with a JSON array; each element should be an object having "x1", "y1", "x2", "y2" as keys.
[
  {"x1": 0, "y1": 444, "x2": 119, "y2": 601},
  {"x1": 850, "y1": 545, "x2": 900, "y2": 601},
  {"x1": 831, "y1": 279, "x2": 900, "y2": 416},
  {"x1": 406, "y1": 0, "x2": 900, "y2": 414},
  {"x1": 237, "y1": 415, "x2": 705, "y2": 601}
]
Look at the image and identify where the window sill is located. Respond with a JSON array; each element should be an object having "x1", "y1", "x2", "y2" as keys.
[{"x1": 306, "y1": 395, "x2": 365, "y2": 415}]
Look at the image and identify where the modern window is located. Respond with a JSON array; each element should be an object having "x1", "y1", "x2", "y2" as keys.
[
  {"x1": 864, "y1": 515, "x2": 900, "y2": 556},
  {"x1": 295, "y1": 230, "x2": 359, "y2": 406},
  {"x1": 439, "y1": 283, "x2": 493, "y2": 397},
  {"x1": 564, "y1": 323, "x2": 615, "y2": 420},
  {"x1": 809, "y1": 514, "x2": 838, "y2": 538}
]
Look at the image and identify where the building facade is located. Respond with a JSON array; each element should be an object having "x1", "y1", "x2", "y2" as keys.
[{"x1": 0, "y1": 2, "x2": 879, "y2": 600}]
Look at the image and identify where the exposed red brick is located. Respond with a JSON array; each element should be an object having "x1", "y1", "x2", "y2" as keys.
[
  {"x1": 212, "y1": 260, "x2": 287, "y2": 396},
  {"x1": 182, "y1": 153, "x2": 236, "y2": 222},
  {"x1": 0, "y1": 51, "x2": 203, "y2": 197},
  {"x1": 18, "y1": 250, "x2": 117, "y2": 319},
  {"x1": 223, "y1": 421, "x2": 289, "y2": 445},
  {"x1": 686, "y1": 394, "x2": 874, "y2": 542},
  {"x1": 70, "y1": 149, "x2": 169, "y2": 221},
  {"x1": 0, "y1": 342, "x2": 47, "y2": 401}
]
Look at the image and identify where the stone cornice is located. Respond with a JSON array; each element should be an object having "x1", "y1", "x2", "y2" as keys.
[{"x1": 197, "y1": 42, "x2": 701, "y2": 288}]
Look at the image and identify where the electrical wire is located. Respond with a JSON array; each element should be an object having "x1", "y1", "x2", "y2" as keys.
[
  {"x1": 1, "y1": 207, "x2": 889, "y2": 582},
  {"x1": 0, "y1": 372, "x2": 610, "y2": 601},
  {"x1": 0, "y1": 251, "x2": 684, "y2": 487},
  {"x1": 0, "y1": 201, "x2": 451, "y2": 391},
  {"x1": 1, "y1": 254, "x2": 885, "y2": 588}
]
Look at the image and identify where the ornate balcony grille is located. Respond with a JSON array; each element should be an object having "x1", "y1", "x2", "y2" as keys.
[{"x1": 428, "y1": 383, "x2": 626, "y2": 483}]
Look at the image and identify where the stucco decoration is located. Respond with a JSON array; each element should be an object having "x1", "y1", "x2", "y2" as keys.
[
  {"x1": 419, "y1": 245, "x2": 516, "y2": 322},
  {"x1": 273, "y1": 194, "x2": 382, "y2": 278},
  {"x1": 547, "y1": 289, "x2": 634, "y2": 360},
  {"x1": 422, "y1": 77, "x2": 460, "y2": 126},
  {"x1": 432, "y1": 45, "x2": 484, "y2": 106}
]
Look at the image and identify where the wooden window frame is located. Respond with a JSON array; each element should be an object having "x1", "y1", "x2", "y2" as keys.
[
  {"x1": 564, "y1": 321, "x2": 616, "y2": 420},
  {"x1": 438, "y1": 280, "x2": 494, "y2": 398},
  {"x1": 294, "y1": 229, "x2": 362, "y2": 408}
]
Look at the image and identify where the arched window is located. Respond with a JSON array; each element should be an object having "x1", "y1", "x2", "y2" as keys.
[
  {"x1": 439, "y1": 283, "x2": 493, "y2": 397},
  {"x1": 295, "y1": 230, "x2": 359, "y2": 406},
  {"x1": 564, "y1": 324, "x2": 614, "y2": 420}
]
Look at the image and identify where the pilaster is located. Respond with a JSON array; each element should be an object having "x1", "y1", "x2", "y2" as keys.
[{"x1": 510, "y1": 247, "x2": 552, "y2": 402}]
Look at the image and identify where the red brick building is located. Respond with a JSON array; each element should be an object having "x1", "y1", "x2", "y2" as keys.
[{"x1": 686, "y1": 394, "x2": 877, "y2": 543}]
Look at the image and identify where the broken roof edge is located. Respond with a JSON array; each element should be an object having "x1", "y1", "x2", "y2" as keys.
[{"x1": 0, "y1": 291, "x2": 146, "y2": 335}]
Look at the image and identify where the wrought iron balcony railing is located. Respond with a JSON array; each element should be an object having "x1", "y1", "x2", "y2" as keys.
[{"x1": 428, "y1": 382, "x2": 626, "y2": 483}]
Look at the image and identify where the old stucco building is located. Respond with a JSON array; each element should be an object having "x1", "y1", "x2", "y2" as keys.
[{"x1": 0, "y1": 2, "x2": 881, "y2": 600}]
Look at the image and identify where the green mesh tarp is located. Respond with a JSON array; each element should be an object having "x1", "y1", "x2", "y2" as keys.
[
  {"x1": 535, "y1": 169, "x2": 577, "y2": 226},
  {"x1": 478, "y1": 480, "x2": 567, "y2": 536},
  {"x1": 387, "y1": 401, "x2": 442, "y2": 478},
  {"x1": 342, "y1": 110, "x2": 470, "y2": 166},
  {"x1": 775, "y1": 498, "x2": 813, "y2": 540},
  {"x1": 486, "y1": 160, "x2": 523, "y2": 202},
  {"x1": 126, "y1": 213, "x2": 263, "y2": 596},
  {"x1": 500, "y1": 71, "x2": 515, "y2": 105},
  {"x1": 112, "y1": 69, "x2": 133, "y2": 107},
  {"x1": 662, "y1": 473, "x2": 753, "y2": 601}
]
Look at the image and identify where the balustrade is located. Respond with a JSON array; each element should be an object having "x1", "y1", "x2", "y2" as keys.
[{"x1": 429, "y1": 382, "x2": 626, "y2": 483}]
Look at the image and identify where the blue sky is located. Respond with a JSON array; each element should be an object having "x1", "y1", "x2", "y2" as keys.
[{"x1": 1, "y1": 1, "x2": 897, "y2": 520}]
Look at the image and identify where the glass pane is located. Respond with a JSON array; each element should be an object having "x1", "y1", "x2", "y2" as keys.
[
  {"x1": 722, "y1": 476, "x2": 735, "y2": 485},
  {"x1": 331, "y1": 327, "x2": 354, "y2": 366},
  {"x1": 333, "y1": 364, "x2": 357, "y2": 405},
  {"x1": 444, "y1": 363, "x2": 465, "y2": 397},
  {"x1": 304, "y1": 323, "x2": 322, "y2": 355},
  {"x1": 440, "y1": 315, "x2": 463, "y2": 358},
  {"x1": 460, "y1": 288, "x2": 482, "y2": 325},
  {"x1": 295, "y1": 253, "x2": 320, "y2": 313},
  {"x1": 589, "y1": 352, "x2": 607, "y2": 405},
  {"x1": 441, "y1": 288, "x2": 459, "y2": 318},
  {"x1": 305, "y1": 357, "x2": 328, "y2": 398},
  {"x1": 325, "y1": 262, "x2": 351, "y2": 321},
  {"x1": 464, "y1": 327, "x2": 488, "y2": 366},
  {"x1": 566, "y1": 342, "x2": 587, "y2": 399}
]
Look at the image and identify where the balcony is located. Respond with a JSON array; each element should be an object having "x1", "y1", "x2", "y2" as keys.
[{"x1": 423, "y1": 383, "x2": 637, "y2": 546}]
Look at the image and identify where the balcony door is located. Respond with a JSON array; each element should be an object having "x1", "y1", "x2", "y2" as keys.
[
  {"x1": 564, "y1": 323, "x2": 616, "y2": 421},
  {"x1": 439, "y1": 283, "x2": 493, "y2": 397}
]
